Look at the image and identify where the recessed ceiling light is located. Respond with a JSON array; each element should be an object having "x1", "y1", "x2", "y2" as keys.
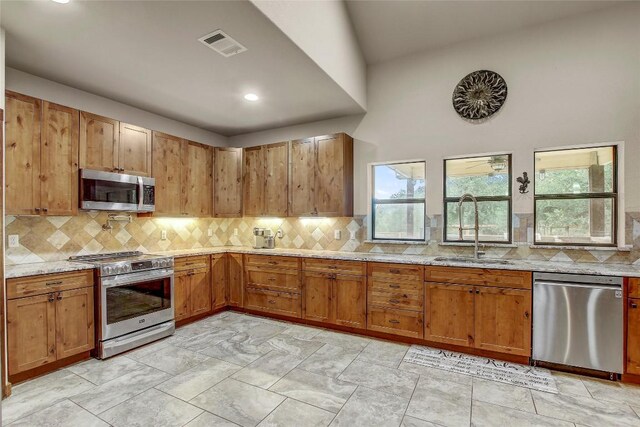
[
  {"x1": 244, "y1": 93, "x2": 259, "y2": 102},
  {"x1": 51, "y1": 0, "x2": 70, "y2": 3}
]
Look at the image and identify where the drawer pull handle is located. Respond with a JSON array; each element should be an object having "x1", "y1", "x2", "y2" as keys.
[
  {"x1": 268, "y1": 277, "x2": 276, "y2": 281},
  {"x1": 327, "y1": 266, "x2": 337, "y2": 269},
  {"x1": 388, "y1": 319, "x2": 400, "y2": 324},
  {"x1": 268, "y1": 300, "x2": 276, "y2": 304},
  {"x1": 268, "y1": 261, "x2": 277, "y2": 265},
  {"x1": 389, "y1": 284, "x2": 400, "y2": 289},
  {"x1": 389, "y1": 299, "x2": 400, "y2": 304},
  {"x1": 389, "y1": 269, "x2": 401, "y2": 274},
  {"x1": 46, "y1": 281, "x2": 63, "y2": 286}
]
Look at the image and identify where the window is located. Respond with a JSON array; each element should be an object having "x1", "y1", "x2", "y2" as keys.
[
  {"x1": 371, "y1": 161, "x2": 426, "y2": 241},
  {"x1": 534, "y1": 146, "x2": 617, "y2": 246},
  {"x1": 444, "y1": 154, "x2": 512, "y2": 243}
]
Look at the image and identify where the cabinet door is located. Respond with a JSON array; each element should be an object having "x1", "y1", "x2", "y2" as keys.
[
  {"x1": 315, "y1": 134, "x2": 353, "y2": 216},
  {"x1": 228, "y1": 253, "x2": 244, "y2": 307},
  {"x1": 55, "y1": 287, "x2": 94, "y2": 359},
  {"x1": 119, "y1": 122, "x2": 152, "y2": 176},
  {"x1": 303, "y1": 272, "x2": 332, "y2": 323},
  {"x1": 334, "y1": 274, "x2": 366, "y2": 329},
  {"x1": 174, "y1": 271, "x2": 191, "y2": 321},
  {"x1": 189, "y1": 268, "x2": 212, "y2": 317},
  {"x1": 474, "y1": 287, "x2": 531, "y2": 356},
  {"x1": 628, "y1": 299, "x2": 640, "y2": 375},
  {"x1": 7, "y1": 293, "x2": 56, "y2": 374},
  {"x1": 152, "y1": 132, "x2": 183, "y2": 216},
  {"x1": 289, "y1": 138, "x2": 316, "y2": 216},
  {"x1": 41, "y1": 102, "x2": 79, "y2": 216},
  {"x1": 182, "y1": 141, "x2": 213, "y2": 217},
  {"x1": 242, "y1": 146, "x2": 265, "y2": 216},
  {"x1": 212, "y1": 254, "x2": 227, "y2": 310},
  {"x1": 79, "y1": 112, "x2": 119, "y2": 173},
  {"x1": 5, "y1": 91, "x2": 41, "y2": 215},
  {"x1": 264, "y1": 142, "x2": 288, "y2": 216},
  {"x1": 425, "y1": 283, "x2": 475, "y2": 347},
  {"x1": 214, "y1": 148, "x2": 243, "y2": 217}
]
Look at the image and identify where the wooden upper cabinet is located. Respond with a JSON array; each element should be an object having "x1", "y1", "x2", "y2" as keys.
[
  {"x1": 79, "y1": 112, "x2": 119, "y2": 173},
  {"x1": 242, "y1": 145, "x2": 266, "y2": 216},
  {"x1": 182, "y1": 141, "x2": 212, "y2": 217},
  {"x1": 152, "y1": 131, "x2": 183, "y2": 216},
  {"x1": 41, "y1": 102, "x2": 79, "y2": 216},
  {"x1": 213, "y1": 147, "x2": 242, "y2": 217},
  {"x1": 5, "y1": 91, "x2": 42, "y2": 215},
  {"x1": 290, "y1": 138, "x2": 316, "y2": 216},
  {"x1": 264, "y1": 142, "x2": 289, "y2": 216},
  {"x1": 119, "y1": 122, "x2": 152, "y2": 176},
  {"x1": 289, "y1": 133, "x2": 353, "y2": 217},
  {"x1": 425, "y1": 283, "x2": 475, "y2": 348}
]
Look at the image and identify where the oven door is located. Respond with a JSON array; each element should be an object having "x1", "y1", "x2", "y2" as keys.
[
  {"x1": 101, "y1": 268, "x2": 174, "y2": 340},
  {"x1": 80, "y1": 169, "x2": 155, "y2": 212}
]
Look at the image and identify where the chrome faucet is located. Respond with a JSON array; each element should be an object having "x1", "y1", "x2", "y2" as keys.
[{"x1": 457, "y1": 193, "x2": 484, "y2": 259}]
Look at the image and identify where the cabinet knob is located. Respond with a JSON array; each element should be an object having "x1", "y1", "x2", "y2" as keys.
[
  {"x1": 35, "y1": 208, "x2": 41, "y2": 213},
  {"x1": 57, "y1": 293, "x2": 63, "y2": 301},
  {"x1": 631, "y1": 302, "x2": 638, "y2": 309},
  {"x1": 48, "y1": 294, "x2": 55, "y2": 303},
  {"x1": 475, "y1": 289, "x2": 480, "y2": 294}
]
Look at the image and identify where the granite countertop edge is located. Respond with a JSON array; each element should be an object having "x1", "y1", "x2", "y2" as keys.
[{"x1": 6, "y1": 246, "x2": 640, "y2": 279}]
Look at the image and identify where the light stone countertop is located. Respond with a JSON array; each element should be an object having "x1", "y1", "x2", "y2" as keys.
[{"x1": 6, "y1": 246, "x2": 640, "y2": 279}]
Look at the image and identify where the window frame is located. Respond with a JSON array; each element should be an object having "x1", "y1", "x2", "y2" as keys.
[
  {"x1": 370, "y1": 160, "x2": 427, "y2": 242},
  {"x1": 443, "y1": 154, "x2": 513, "y2": 244},
  {"x1": 533, "y1": 145, "x2": 618, "y2": 247}
]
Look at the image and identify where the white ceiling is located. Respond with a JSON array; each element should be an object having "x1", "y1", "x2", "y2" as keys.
[
  {"x1": 2, "y1": 0, "x2": 364, "y2": 136},
  {"x1": 345, "y1": 0, "x2": 622, "y2": 64}
]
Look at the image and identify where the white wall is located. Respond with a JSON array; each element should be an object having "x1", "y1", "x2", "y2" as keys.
[
  {"x1": 251, "y1": 0, "x2": 367, "y2": 110},
  {"x1": 230, "y1": 4, "x2": 640, "y2": 222},
  {"x1": 5, "y1": 68, "x2": 229, "y2": 147}
]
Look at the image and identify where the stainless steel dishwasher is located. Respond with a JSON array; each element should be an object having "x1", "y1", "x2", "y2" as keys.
[{"x1": 532, "y1": 272, "x2": 623, "y2": 377}]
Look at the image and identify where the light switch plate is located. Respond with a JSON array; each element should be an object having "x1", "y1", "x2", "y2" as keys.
[
  {"x1": 334, "y1": 230, "x2": 341, "y2": 240},
  {"x1": 208, "y1": 228, "x2": 213, "y2": 237},
  {"x1": 161, "y1": 230, "x2": 167, "y2": 240},
  {"x1": 8, "y1": 235, "x2": 19, "y2": 248}
]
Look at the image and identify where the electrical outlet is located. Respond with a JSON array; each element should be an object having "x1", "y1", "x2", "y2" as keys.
[
  {"x1": 276, "y1": 229, "x2": 283, "y2": 238},
  {"x1": 334, "y1": 230, "x2": 341, "y2": 240},
  {"x1": 349, "y1": 230, "x2": 356, "y2": 240},
  {"x1": 8, "y1": 235, "x2": 19, "y2": 248},
  {"x1": 234, "y1": 228, "x2": 239, "y2": 236},
  {"x1": 161, "y1": 230, "x2": 167, "y2": 240},
  {"x1": 208, "y1": 228, "x2": 213, "y2": 237}
]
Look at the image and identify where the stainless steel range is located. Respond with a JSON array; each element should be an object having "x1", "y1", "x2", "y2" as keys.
[{"x1": 70, "y1": 251, "x2": 175, "y2": 359}]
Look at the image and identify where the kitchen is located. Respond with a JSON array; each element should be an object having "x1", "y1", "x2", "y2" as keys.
[{"x1": 1, "y1": 1, "x2": 640, "y2": 426}]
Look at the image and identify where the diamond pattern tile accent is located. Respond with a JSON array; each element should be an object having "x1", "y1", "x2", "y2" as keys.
[{"x1": 47, "y1": 230, "x2": 71, "y2": 250}]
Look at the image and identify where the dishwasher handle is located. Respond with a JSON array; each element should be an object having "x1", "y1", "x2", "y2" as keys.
[{"x1": 534, "y1": 280, "x2": 622, "y2": 291}]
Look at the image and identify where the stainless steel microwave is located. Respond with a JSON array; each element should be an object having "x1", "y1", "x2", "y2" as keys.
[{"x1": 80, "y1": 169, "x2": 155, "y2": 212}]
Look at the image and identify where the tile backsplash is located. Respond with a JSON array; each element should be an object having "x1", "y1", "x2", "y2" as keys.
[{"x1": 5, "y1": 211, "x2": 640, "y2": 265}]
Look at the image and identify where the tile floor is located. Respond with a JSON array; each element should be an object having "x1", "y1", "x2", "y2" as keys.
[{"x1": 3, "y1": 311, "x2": 640, "y2": 427}]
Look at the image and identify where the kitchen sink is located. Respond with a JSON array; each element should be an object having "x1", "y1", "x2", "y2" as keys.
[{"x1": 433, "y1": 256, "x2": 513, "y2": 265}]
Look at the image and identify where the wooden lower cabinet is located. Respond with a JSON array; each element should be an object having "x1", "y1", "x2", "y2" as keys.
[
  {"x1": 174, "y1": 270, "x2": 191, "y2": 322},
  {"x1": 368, "y1": 307, "x2": 423, "y2": 339},
  {"x1": 189, "y1": 268, "x2": 212, "y2": 317},
  {"x1": 228, "y1": 253, "x2": 244, "y2": 307},
  {"x1": 245, "y1": 288, "x2": 301, "y2": 318},
  {"x1": 55, "y1": 287, "x2": 94, "y2": 360},
  {"x1": 628, "y1": 298, "x2": 640, "y2": 375},
  {"x1": 303, "y1": 273, "x2": 332, "y2": 323},
  {"x1": 425, "y1": 283, "x2": 475, "y2": 347},
  {"x1": 211, "y1": 254, "x2": 227, "y2": 310},
  {"x1": 174, "y1": 256, "x2": 213, "y2": 322}
]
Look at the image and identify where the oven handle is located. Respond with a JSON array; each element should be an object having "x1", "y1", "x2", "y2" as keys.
[
  {"x1": 101, "y1": 268, "x2": 174, "y2": 288},
  {"x1": 137, "y1": 176, "x2": 144, "y2": 211}
]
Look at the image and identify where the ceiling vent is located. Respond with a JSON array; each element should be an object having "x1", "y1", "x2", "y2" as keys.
[{"x1": 198, "y1": 30, "x2": 247, "y2": 57}]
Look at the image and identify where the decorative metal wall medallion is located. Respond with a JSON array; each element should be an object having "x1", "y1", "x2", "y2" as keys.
[{"x1": 452, "y1": 70, "x2": 507, "y2": 121}]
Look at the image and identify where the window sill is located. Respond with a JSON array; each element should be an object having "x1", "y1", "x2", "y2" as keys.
[
  {"x1": 439, "y1": 242, "x2": 517, "y2": 248},
  {"x1": 365, "y1": 239, "x2": 428, "y2": 245},
  {"x1": 529, "y1": 244, "x2": 631, "y2": 252}
]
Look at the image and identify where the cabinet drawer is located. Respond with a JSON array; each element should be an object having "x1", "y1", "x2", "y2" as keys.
[
  {"x1": 368, "y1": 279, "x2": 423, "y2": 294},
  {"x1": 368, "y1": 262, "x2": 424, "y2": 282},
  {"x1": 629, "y1": 278, "x2": 640, "y2": 299},
  {"x1": 246, "y1": 267, "x2": 300, "y2": 292},
  {"x1": 368, "y1": 289, "x2": 423, "y2": 311},
  {"x1": 7, "y1": 270, "x2": 94, "y2": 299},
  {"x1": 175, "y1": 255, "x2": 210, "y2": 271},
  {"x1": 245, "y1": 287, "x2": 301, "y2": 318},
  {"x1": 303, "y1": 258, "x2": 365, "y2": 276},
  {"x1": 367, "y1": 307, "x2": 423, "y2": 339},
  {"x1": 425, "y1": 266, "x2": 532, "y2": 290},
  {"x1": 245, "y1": 254, "x2": 299, "y2": 270}
]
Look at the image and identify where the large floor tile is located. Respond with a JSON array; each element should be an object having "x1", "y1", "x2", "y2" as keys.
[
  {"x1": 7, "y1": 399, "x2": 108, "y2": 427},
  {"x1": 330, "y1": 386, "x2": 409, "y2": 427},
  {"x1": 581, "y1": 377, "x2": 640, "y2": 405},
  {"x1": 2, "y1": 371, "x2": 95, "y2": 424},
  {"x1": 406, "y1": 375, "x2": 472, "y2": 427},
  {"x1": 199, "y1": 337, "x2": 273, "y2": 366},
  {"x1": 190, "y1": 378, "x2": 285, "y2": 427},
  {"x1": 551, "y1": 372, "x2": 591, "y2": 398},
  {"x1": 125, "y1": 337, "x2": 173, "y2": 361},
  {"x1": 270, "y1": 368, "x2": 357, "y2": 413},
  {"x1": 398, "y1": 361, "x2": 472, "y2": 386},
  {"x1": 471, "y1": 400, "x2": 573, "y2": 427},
  {"x1": 338, "y1": 360, "x2": 418, "y2": 398},
  {"x1": 257, "y1": 398, "x2": 335, "y2": 427},
  {"x1": 401, "y1": 415, "x2": 441, "y2": 427},
  {"x1": 314, "y1": 330, "x2": 370, "y2": 351},
  {"x1": 155, "y1": 357, "x2": 242, "y2": 401},
  {"x1": 232, "y1": 351, "x2": 305, "y2": 389},
  {"x1": 230, "y1": 323, "x2": 288, "y2": 346},
  {"x1": 173, "y1": 328, "x2": 238, "y2": 352},
  {"x1": 532, "y1": 389, "x2": 640, "y2": 427},
  {"x1": 281, "y1": 324, "x2": 324, "y2": 340},
  {"x1": 99, "y1": 388, "x2": 203, "y2": 427},
  {"x1": 356, "y1": 340, "x2": 409, "y2": 368},
  {"x1": 66, "y1": 355, "x2": 145, "y2": 385},
  {"x1": 266, "y1": 334, "x2": 325, "y2": 358},
  {"x1": 297, "y1": 344, "x2": 361, "y2": 378},
  {"x1": 137, "y1": 344, "x2": 210, "y2": 375},
  {"x1": 472, "y1": 377, "x2": 535, "y2": 413},
  {"x1": 70, "y1": 364, "x2": 171, "y2": 415},
  {"x1": 185, "y1": 411, "x2": 240, "y2": 426}
]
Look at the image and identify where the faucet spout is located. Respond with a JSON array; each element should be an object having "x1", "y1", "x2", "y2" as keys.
[{"x1": 457, "y1": 193, "x2": 482, "y2": 259}]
